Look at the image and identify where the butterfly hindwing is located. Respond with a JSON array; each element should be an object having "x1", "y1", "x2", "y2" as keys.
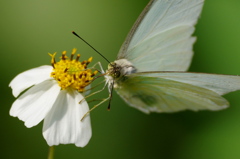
[
  {"x1": 114, "y1": 72, "x2": 240, "y2": 113},
  {"x1": 140, "y1": 72, "x2": 240, "y2": 95}
]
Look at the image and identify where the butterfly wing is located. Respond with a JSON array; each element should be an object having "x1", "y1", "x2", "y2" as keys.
[
  {"x1": 115, "y1": 72, "x2": 240, "y2": 113},
  {"x1": 139, "y1": 72, "x2": 240, "y2": 95},
  {"x1": 117, "y1": 0, "x2": 204, "y2": 72}
]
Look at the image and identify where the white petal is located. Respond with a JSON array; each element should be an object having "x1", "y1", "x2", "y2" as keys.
[
  {"x1": 10, "y1": 80, "x2": 60, "y2": 128},
  {"x1": 43, "y1": 88, "x2": 92, "y2": 147},
  {"x1": 9, "y1": 65, "x2": 53, "y2": 97}
]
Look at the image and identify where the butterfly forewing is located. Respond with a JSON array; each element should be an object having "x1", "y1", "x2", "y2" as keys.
[
  {"x1": 126, "y1": 26, "x2": 196, "y2": 71},
  {"x1": 117, "y1": 0, "x2": 204, "y2": 72}
]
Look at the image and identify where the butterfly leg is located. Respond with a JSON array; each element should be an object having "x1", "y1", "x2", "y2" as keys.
[
  {"x1": 107, "y1": 80, "x2": 114, "y2": 110},
  {"x1": 81, "y1": 80, "x2": 114, "y2": 121},
  {"x1": 79, "y1": 80, "x2": 108, "y2": 104},
  {"x1": 86, "y1": 98, "x2": 107, "y2": 104},
  {"x1": 83, "y1": 80, "x2": 106, "y2": 93},
  {"x1": 89, "y1": 61, "x2": 105, "y2": 74},
  {"x1": 81, "y1": 96, "x2": 111, "y2": 121}
]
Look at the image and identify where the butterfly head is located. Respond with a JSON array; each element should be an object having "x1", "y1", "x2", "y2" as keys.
[
  {"x1": 107, "y1": 59, "x2": 137, "y2": 79},
  {"x1": 107, "y1": 62, "x2": 121, "y2": 78}
]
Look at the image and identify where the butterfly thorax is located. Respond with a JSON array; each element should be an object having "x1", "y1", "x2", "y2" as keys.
[{"x1": 106, "y1": 59, "x2": 137, "y2": 88}]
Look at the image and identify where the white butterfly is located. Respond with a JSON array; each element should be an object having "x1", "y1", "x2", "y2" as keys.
[{"x1": 84, "y1": 0, "x2": 240, "y2": 116}]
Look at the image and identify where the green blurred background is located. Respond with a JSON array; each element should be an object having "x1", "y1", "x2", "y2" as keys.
[{"x1": 1, "y1": 0, "x2": 240, "y2": 158}]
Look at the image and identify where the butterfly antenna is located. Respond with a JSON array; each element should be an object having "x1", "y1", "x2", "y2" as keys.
[
  {"x1": 72, "y1": 31, "x2": 111, "y2": 64},
  {"x1": 107, "y1": 81, "x2": 114, "y2": 110}
]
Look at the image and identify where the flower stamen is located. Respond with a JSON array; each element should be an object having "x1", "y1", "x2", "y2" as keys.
[
  {"x1": 48, "y1": 52, "x2": 56, "y2": 68},
  {"x1": 61, "y1": 51, "x2": 67, "y2": 60},
  {"x1": 49, "y1": 48, "x2": 98, "y2": 92},
  {"x1": 76, "y1": 54, "x2": 80, "y2": 61},
  {"x1": 70, "y1": 48, "x2": 77, "y2": 61}
]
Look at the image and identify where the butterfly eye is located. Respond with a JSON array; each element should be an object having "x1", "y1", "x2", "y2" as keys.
[{"x1": 114, "y1": 70, "x2": 120, "y2": 78}]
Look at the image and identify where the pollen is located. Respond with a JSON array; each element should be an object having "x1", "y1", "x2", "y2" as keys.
[{"x1": 49, "y1": 48, "x2": 98, "y2": 92}]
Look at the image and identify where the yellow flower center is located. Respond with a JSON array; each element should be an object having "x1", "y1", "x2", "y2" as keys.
[{"x1": 49, "y1": 48, "x2": 98, "y2": 92}]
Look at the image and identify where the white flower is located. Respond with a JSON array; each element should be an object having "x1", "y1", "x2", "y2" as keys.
[{"x1": 9, "y1": 49, "x2": 97, "y2": 147}]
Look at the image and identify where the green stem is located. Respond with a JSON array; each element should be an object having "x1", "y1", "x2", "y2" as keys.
[{"x1": 48, "y1": 146, "x2": 55, "y2": 159}]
